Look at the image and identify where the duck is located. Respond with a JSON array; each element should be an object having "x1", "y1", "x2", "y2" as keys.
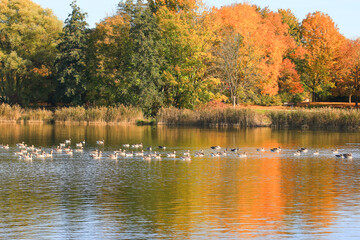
[
  {"x1": 122, "y1": 144, "x2": 130, "y2": 148},
  {"x1": 313, "y1": 150, "x2": 319, "y2": 155},
  {"x1": 158, "y1": 146, "x2": 166, "y2": 150},
  {"x1": 65, "y1": 138, "x2": 71, "y2": 144},
  {"x1": 76, "y1": 142, "x2": 83, "y2": 148},
  {"x1": 332, "y1": 149, "x2": 339, "y2": 154},
  {"x1": 343, "y1": 153, "x2": 353, "y2": 159},
  {"x1": 143, "y1": 155, "x2": 151, "y2": 161},
  {"x1": 2, "y1": 144, "x2": 9, "y2": 149},
  {"x1": 257, "y1": 148, "x2": 265, "y2": 152},
  {"x1": 96, "y1": 140, "x2": 105, "y2": 145},
  {"x1": 231, "y1": 148, "x2": 240, "y2": 152}
]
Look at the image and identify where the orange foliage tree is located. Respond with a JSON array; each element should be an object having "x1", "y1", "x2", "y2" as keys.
[
  {"x1": 333, "y1": 39, "x2": 360, "y2": 106},
  {"x1": 211, "y1": 3, "x2": 300, "y2": 104},
  {"x1": 301, "y1": 11, "x2": 346, "y2": 102}
]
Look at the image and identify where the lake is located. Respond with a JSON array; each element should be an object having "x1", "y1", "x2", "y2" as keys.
[{"x1": 0, "y1": 124, "x2": 360, "y2": 239}]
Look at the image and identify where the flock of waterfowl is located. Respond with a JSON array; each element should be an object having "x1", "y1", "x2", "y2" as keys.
[{"x1": 0, "y1": 139, "x2": 355, "y2": 161}]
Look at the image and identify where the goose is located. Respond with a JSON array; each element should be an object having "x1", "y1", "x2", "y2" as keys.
[
  {"x1": 75, "y1": 147, "x2": 83, "y2": 152},
  {"x1": 23, "y1": 153, "x2": 33, "y2": 161},
  {"x1": 194, "y1": 150, "x2": 204, "y2": 157},
  {"x1": 91, "y1": 151, "x2": 102, "y2": 160},
  {"x1": 55, "y1": 146, "x2": 62, "y2": 153},
  {"x1": 211, "y1": 146, "x2": 221, "y2": 150},
  {"x1": 167, "y1": 151, "x2": 176, "y2": 158},
  {"x1": 45, "y1": 151, "x2": 53, "y2": 158},
  {"x1": 332, "y1": 149, "x2": 339, "y2": 154},
  {"x1": 125, "y1": 152, "x2": 134, "y2": 157},
  {"x1": 135, "y1": 150, "x2": 145, "y2": 156},
  {"x1": 298, "y1": 147, "x2": 308, "y2": 153},
  {"x1": 64, "y1": 149, "x2": 73, "y2": 156},
  {"x1": 180, "y1": 156, "x2": 191, "y2": 161},
  {"x1": 154, "y1": 154, "x2": 162, "y2": 160},
  {"x1": 108, "y1": 153, "x2": 118, "y2": 160},
  {"x1": 238, "y1": 152, "x2": 247, "y2": 158},
  {"x1": 294, "y1": 150, "x2": 301, "y2": 156},
  {"x1": 183, "y1": 150, "x2": 190, "y2": 157},
  {"x1": 270, "y1": 147, "x2": 281, "y2": 153},
  {"x1": 335, "y1": 154, "x2": 344, "y2": 158},
  {"x1": 96, "y1": 140, "x2": 104, "y2": 145}
]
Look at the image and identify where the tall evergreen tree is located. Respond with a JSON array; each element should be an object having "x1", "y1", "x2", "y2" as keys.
[
  {"x1": 55, "y1": 1, "x2": 88, "y2": 105},
  {"x1": 128, "y1": 0, "x2": 165, "y2": 115}
]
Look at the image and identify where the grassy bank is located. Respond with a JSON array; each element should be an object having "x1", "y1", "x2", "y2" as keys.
[
  {"x1": 158, "y1": 107, "x2": 360, "y2": 130},
  {"x1": 0, "y1": 104, "x2": 144, "y2": 124}
]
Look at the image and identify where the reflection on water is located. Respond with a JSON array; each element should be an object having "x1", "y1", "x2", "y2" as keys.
[{"x1": 0, "y1": 124, "x2": 360, "y2": 239}]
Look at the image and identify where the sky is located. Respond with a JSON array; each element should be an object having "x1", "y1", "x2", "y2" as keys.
[{"x1": 32, "y1": 0, "x2": 359, "y2": 39}]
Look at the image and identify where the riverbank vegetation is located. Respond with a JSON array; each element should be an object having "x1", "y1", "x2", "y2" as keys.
[
  {"x1": 0, "y1": 104, "x2": 143, "y2": 124},
  {"x1": 0, "y1": 102, "x2": 359, "y2": 130},
  {"x1": 1, "y1": 0, "x2": 360, "y2": 117},
  {"x1": 158, "y1": 106, "x2": 360, "y2": 130}
]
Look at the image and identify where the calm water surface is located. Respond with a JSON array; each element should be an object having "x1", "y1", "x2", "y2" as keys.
[{"x1": 0, "y1": 124, "x2": 360, "y2": 239}]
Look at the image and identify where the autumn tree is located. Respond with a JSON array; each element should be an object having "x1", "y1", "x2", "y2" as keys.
[
  {"x1": 157, "y1": 2, "x2": 217, "y2": 109},
  {"x1": 212, "y1": 3, "x2": 299, "y2": 105},
  {"x1": 55, "y1": 1, "x2": 89, "y2": 105},
  {"x1": 333, "y1": 39, "x2": 360, "y2": 106},
  {"x1": 0, "y1": 0, "x2": 62, "y2": 105},
  {"x1": 86, "y1": 2, "x2": 133, "y2": 106},
  {"x1": 301, "y1": 11, "x2": 346, "y2": 102}
]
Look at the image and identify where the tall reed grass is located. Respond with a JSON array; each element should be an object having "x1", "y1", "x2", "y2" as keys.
[
  {"x1": 268, "y1": 107, "x2": 360, "y2": 130},
  {"x1": 157, "y1": 107, "x2": 270, "y2": 127},
  {"x1": 0, "y1": 103, "x2": 144, "y2": 124},
  {"x1": 54, "y1": 105, "x2": 143, "y2": 123},
  {"x1": 158, "y1": 107, "x2": 360, "y2": 129},
  {"x1": 0, "y1": 103, "x2": 23, "y2": 121}
]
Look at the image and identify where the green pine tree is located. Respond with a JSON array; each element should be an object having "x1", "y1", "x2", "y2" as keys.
[{"x1": 55, "y1": 1, "x2": 88, "y2": 105}]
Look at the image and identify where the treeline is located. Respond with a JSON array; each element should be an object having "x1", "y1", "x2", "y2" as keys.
[{"x1": 1, "y1": 0, "x2": 360, "y2": 116}]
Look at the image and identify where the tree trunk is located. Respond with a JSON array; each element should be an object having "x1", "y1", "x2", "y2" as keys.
[
  {"x1": 349, "y1": 94, "x2": 352, "y2": 104},
  {"x1": 356, "y1": 95, "x2": 359, "y2": 108}
]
